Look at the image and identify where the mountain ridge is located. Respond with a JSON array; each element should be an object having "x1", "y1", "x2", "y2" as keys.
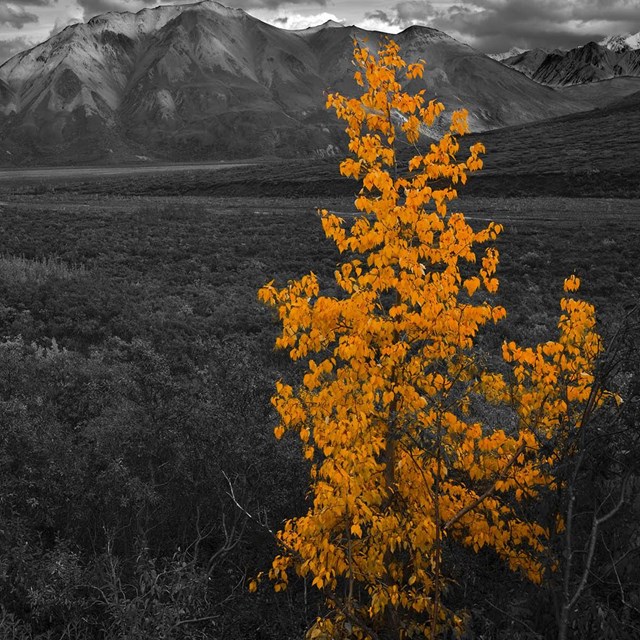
[
  {"x1": 499, "y1": 38, "x2": 640, "y2": 86},
  {"x1": 0, "y1": 1, "x2": 632, "y2": 166}
]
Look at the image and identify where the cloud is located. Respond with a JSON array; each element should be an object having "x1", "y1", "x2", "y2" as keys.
[
  {"x1": 573, "y1": 0, "x2": 640, "y2": 22},
  {"x1": 9, "y1": 0, "x2": 56, "y2": 5},
  {"x1": 75, "y1": 0, "x2": 329, "y2": 22},
  {"x1": 76, "y1": 0, "x2": 154, "y2": 20},
  {"x1": 395, "y1": 1, "x2": 436, "y2": 24},
  {"x1": 358, "y1": 15, "x2": 398, "y2": 33},
  {"x1": 0, "y1": 36, "x2": 33, "y2": 64},
  {"x1": 221, "y1": 0, "x2": 327, "y2": 8},
  {"x1": 360, "y1": 2, "x2": 435, "y2": 32},
  {"x1": 361, "y1": 0, "x2": 640, "y2": 53},
  {"x1": 268, "y1": 11, "x2": 342, "y2": 30},
  {"x1": 49, "y1": 15, "x2": 81, "y2": 37},
  {"x1": 0, "y1": 4, "x2": 39, "y2": 29}
]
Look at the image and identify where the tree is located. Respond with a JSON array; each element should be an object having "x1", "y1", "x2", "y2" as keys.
[
  {"x1": 549, "y1": 304, "x2": 640, "y2": 640},
  {"x1": 258, "y1": 39, "x2": 606, "y2": 639}
]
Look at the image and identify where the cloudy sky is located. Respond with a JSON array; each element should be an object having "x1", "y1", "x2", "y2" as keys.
[{"x1": 2, "y1": 0, "x2": 640, "y2": 64}]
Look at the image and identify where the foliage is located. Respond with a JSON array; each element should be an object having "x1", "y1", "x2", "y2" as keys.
[
  {"x1": 0, "y1": 331, "x2": 308, "y2": 639},
  {"x1": 259, "y1": 39, "x2": 612, "y2": 638}
]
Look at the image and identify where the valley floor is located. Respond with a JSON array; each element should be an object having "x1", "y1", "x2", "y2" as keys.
[{"x1": 0, "y1": 167, "x2": 638, "y2": 639}]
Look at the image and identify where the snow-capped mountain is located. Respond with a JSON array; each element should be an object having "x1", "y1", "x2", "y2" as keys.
[
  {"x1": 599, "y1": 32, "x2": 640, "y2": 53},
  {"x1": 487, "y1": 47, "x2": 526, "y2": 62}
]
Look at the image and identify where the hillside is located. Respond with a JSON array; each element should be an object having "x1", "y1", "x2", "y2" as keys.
[
  {"x1": 556, "y1": 77, "x2": 640, "y2": 109},
  {"x1": 0, "y1": 0, "x2": 590, "y2": 166},
  {"x1": 463, "y1": 89, "x2": 640, "y2": 197}
]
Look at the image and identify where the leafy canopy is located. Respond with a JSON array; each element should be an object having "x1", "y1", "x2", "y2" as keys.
[{"x1": 258, "y1": 38, "x2": 603, "y2": 639}]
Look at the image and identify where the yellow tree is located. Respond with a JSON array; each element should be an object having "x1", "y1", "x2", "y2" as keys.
[{"x1": 258, "y1": 39, "x2": 604, "y2": 639}]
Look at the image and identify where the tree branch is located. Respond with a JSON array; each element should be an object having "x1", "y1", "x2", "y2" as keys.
[
  {"x1": 443, "y1": 441, "x2": 526, "y2": 531},
  {"x1": 567, "y1": 471, "x2": 632, "y2": 612}
]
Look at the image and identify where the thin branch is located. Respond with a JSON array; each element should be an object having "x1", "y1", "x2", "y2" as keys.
[
  {"x1": 443, "y1": 441, "x2": 526, "y2": 531},
  {"x1": 222, "y1": 470, "x2": 275, "y2": 537},
  {"x1": 484, "y1": 598, "x2": 542, "y2": 638},
  {"x1": 595, "y1": 472, "x2": 632, "y2": 527},
  {"x1": 567, "y1": 471, "x2": 632, "y2": 611},
  {"x1": 326, "y1": 594, "x2": 382, "y2": 640},
  {"x1": 168, "y1": 614, "x2": 219, "y2": 632}
]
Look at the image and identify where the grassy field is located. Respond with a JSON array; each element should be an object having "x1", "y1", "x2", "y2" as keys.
[
  {"x1": 0, "y1": 190, "x2": 637, "y2": 345},
  {"x1": 0, "y1": 168, "x2": 638, "y2": 638},
  {"x1": 0, "y1": 140, "x2": 637, "y2": 355}
]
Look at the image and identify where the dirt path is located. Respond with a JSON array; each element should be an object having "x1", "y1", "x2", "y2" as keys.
[
  {"x1": 0, "y1": 193, "x2": 638, "y2": 226},
  {"x1": 0, "y1": 162, "x2": 255, "y2": 182}
]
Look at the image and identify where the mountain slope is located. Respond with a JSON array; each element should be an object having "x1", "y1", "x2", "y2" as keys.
[
  {"x1": 501, "y1": 48, "x2": 562, "y2": 78},
  {"x1": 0, "y1": 1, "x2": 598, "y2": 165},
  {"x1": 556, "y1": 77, "x2": 640, "y2": 109},
  {"x1": 463, "y1": 89, "x2": 640, "y2": 197}
]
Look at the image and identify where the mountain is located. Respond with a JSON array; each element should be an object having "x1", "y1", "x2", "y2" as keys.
[
  {"x1": 502, "y1": 41, "x2": 640, "y2": 86},
  {"x1": 500, "y1": 48, "x2": 562, "y2": 78},
  {"x1": 599, "y1": 32, "x2": 640, "y2": 53},
  {"x1": 487, "y1": 47, "x2": 526, "y2": 62},
  {"x1": 0, "y1": 1, "x2": 594, "y2": 165},
  {"x1": 0, "y1": 2, "x2": 333, "y2": 164}
]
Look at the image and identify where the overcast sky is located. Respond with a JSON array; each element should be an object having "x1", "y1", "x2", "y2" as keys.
[{"x1": 2, "y1": 0, "x2": 640, "y2": 64}]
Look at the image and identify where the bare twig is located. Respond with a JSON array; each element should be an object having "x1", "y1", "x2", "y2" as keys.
[
  {"x1": 222, "y1": 470, "x2": 276, "y2": 537},
  {"x1": 484, "y1": 598, "x2": 543, "y2": 638},
  {"x1": 566, "y1": 471, "x2": 632, "y2": 612}
]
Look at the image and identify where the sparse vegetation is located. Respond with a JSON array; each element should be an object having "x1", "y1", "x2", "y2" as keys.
[{"x1": 0, "y1": 254, "x2": 87, "y2": 284}]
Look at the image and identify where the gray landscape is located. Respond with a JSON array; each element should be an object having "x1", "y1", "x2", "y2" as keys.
[{"x1": 0, "y1": 1, "x2": 638, "y2": 639}]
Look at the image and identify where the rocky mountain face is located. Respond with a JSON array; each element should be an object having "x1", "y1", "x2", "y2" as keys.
[
  {"x1": 502, "y1": 37, "x2": 640, "y2": 86},
  {"x1": 499, "y1": 48, "x2": 562, "y2": 78},
  {"x1": 599, "y1": 32, "x2": 640, "y2": 53},
  {"x1": 0, "y1": 1, "x2": 613, "y2": 165}
]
